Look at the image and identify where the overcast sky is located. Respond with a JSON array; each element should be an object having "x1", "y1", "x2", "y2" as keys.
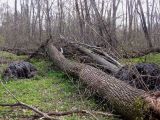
[
  {"x1": 0, "y1": 0, "x2": 150, "y2": 11},
  {"x1": 1, "y1": 0, "x2": 14, "y2": 6},
  {"x1": 0, "y1": 0, "x2": 158, "y2": 19}
]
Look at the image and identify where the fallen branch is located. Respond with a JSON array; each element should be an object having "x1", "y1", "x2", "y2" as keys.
[
  {"x1": 0, "y1": 103, "x2": 116, "y2": 120},
  {"x1": 77, "y1": 46, "x2": 120, "y2": 73},
  {"x1": 92, "y1": 48, "x2": 123, "y2": 68},
  {"x1": 0, "y1": 77, "x2": 114, "y2": 120},
  {"x1": 0, "y1": 79, "x2": 57, "y2": 120},
  {"x1": 59, "y1": 35, "x2": 101, "y2": 49},
  {"x1": 0, "y1": 102, "x2": 58, "y2": 120},
  {"x1": 47, "y1": 110, "x2": 115, "y2": 117}
]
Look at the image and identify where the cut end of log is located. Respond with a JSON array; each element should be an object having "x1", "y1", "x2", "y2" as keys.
[{"x1": 144, "y1": 92, "x2": 160, "y2": 116}]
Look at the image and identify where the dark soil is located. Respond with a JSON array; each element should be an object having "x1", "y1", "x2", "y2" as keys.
[{"x1": 115, "y1": 63, "x2": 160, "y2": 91}]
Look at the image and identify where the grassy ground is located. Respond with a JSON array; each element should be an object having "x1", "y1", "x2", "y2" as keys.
[
  {"x1": 122, "y1": 53, "x2": 160, "y2": 65},
  {"x1": 0, "y1": 52, "x2": 159, "y2": 120},
  {"x1": 0, "y1": 52, "x2": 115, "y2": 120}
]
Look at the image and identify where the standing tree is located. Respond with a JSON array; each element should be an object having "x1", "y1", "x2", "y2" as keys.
[
  {"x1": 111, "y1": 0, "x2": 120, "y2": 48},
  {"x1": 137, "y1": 0, "x2": 153, "y2": 49},
  {"x1": 13, "y1": 0, "x2": 18, "y2": 48}
]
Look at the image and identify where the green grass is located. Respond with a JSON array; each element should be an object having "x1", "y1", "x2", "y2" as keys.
[
  {"x1": 0, "y1": 51, "x2": 159, "y2": 119},
  {"x1": 0, "y1": 51, "x2": 27, "y2": 73},
  {"x1": 0, "y1": 52, "x2": 115, "y2": 120},
  {"x1": 0, "y1": 51, "x2": 27, "y2": 61},
  {"x1": 122, "y1": 53, "x2": 160, "y2": 65}
]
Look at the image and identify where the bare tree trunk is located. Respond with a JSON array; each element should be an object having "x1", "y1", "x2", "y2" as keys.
[
  {"x1": 146, "y1": 0, "x2": 150, "y2": 34},
  {"x1": 90, "y1": 0, "x2": 105, "y2": 42},
  {"x1": 111, "y1": 0, "x2": 120, "y2": 48},
  {"x1": 13, "y1": 0, "x2": 18, "y2": 48},
  {"x1": 75, "y1": 0, "x2": 84, "y2": 38},
  {"x1": 137, "y1": 0, "x2": 153, "y2": 48},
  {"x1": 127, "y1": 0, "x2": 134, "y2": 41},
  {"x1": 100, "y1": 0, "x2": 104, "y2": 16},
  {"x1": 90, "y1": 0, "x2": 118, "y2": 48},
  {"x1": 150, "y1": 0, "x2": 155, "y2": 33},
  {"x1": 25, "y1": 0, "x2": 30, "y2": 43},
  {"x1": 47, "y1": 43, "x2": 160, "y2": 120},
  {"x1": 37, "y1": 0, "x2": 42, "y2": 43},
  {"x1": 57, "y1": 0, "x2": 64, "y2": 34},
  {"x1": 45, "y1": 0, "x2": 52, "y2": 38},
  {"x1": 84, "y1": 0, "x2": 91, "y2": 42},
  {"x1": 84, "y1": 0, "x2": 90, "y2": 23}
]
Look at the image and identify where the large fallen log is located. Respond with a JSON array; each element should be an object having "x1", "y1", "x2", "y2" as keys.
[{"x1": 47, "y1": 43, "x2": 160, "y2": 119}]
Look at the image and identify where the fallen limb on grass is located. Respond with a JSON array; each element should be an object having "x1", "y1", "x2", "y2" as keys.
[
  {"x1": 0, "y1": 102, "x2": 58, "y2": 120},
  {"x1": 47, "y1": 44, "x2": 160, "y2": 119},
  {"x1": 47, "y1": 110, "x2": 114, "y2": 117},
  {"x1": 0, "y1": 103, "x2": 115, "y2": 120}
]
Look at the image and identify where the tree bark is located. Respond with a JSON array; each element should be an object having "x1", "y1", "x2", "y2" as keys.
[
  {"x1": 90, "y1": 0, "x2": 112, "y2": 46},
  {"x1": 77, "y1": 46, "x2": 120, "y2": 73},
  {"x1": 111, "y1": 0, "x2": 120, "y2": 48},
  {"x1": 138, "y1": 0, "x2": 153, "y2": 49},
  {"x1": 75, "y1": 0, "x2": 84, "y2": 38},
  {"x1": 47, "y1": 44, "x2": 160, "y2": 119},
  {"x1": 45, "y1": 0, "x2": 52, "y2": 38},
  {"x1": 13, "y1": 0, "x2": 18, "y2": 48}
]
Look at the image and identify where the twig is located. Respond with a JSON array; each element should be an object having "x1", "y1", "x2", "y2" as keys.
[
  {"x1": 0, "y1": 80, "x2": 19, "y2": 102},
  {"x1": 0, "y1": 102, "x2": 58, "y2": 120},
  {"x1": 34, "y1": 109, "x2": 116, "y2": 119},
  {"x1": 47, "y1": 109, "x2": 113, "y2": 116},
  {"x1": 0, "y1": 102, "x2": 116, "y2": 120},
  {"x1": 84, "y1": 110, "x2": 99, "y2": 120},
  {"x1": 60, "y1": 35, "x2": 123, "y2": 69},
  {"x1": 59, "y1": 35, "x2": 101, "y2": 49}
]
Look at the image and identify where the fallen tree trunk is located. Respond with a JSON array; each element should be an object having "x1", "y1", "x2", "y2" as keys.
[
  {"x1": 59, "y1": 35, "x2": 122, "y2": 73},
  {"x1": 92, "y1": 48, "x2": 123, "y2": 68},
  {"x1": 77, "y1": 46, "x2": 120, "y2": 74},
  {"x1": 47, "y1": 44, "x2": 160, "y2": 119}
]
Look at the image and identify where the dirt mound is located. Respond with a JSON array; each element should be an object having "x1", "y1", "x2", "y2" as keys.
[
  {"x1": 2, "y1": 61, "x2": 37, "y2": 81},
  {"x1": 115, "y1": 63, "x2": 160, "y2": 91}
]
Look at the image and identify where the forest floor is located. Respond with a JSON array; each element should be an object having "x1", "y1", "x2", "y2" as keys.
[
  {"x1": 0, "y1": 52, "x2": 116, "y2": 120},
  {"x1": 0, "y1": 51, "x2": 160, "y2": 120}
]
